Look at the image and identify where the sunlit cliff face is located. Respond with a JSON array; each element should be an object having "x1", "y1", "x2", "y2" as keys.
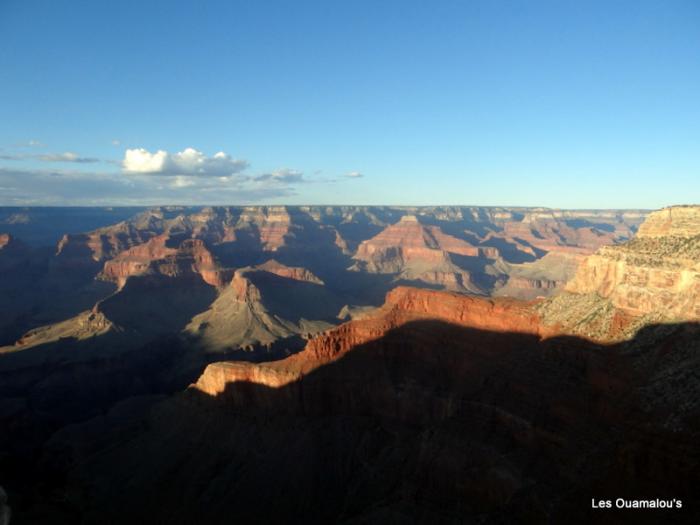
[
  {"x1": 193, "y1": 286, "x2": 548, "y2": 398},
  {"x1": 565, "y1": 206, "x2": 700, "y2": 319}
]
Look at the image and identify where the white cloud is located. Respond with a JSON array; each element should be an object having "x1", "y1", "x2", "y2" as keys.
[
  {"x1": 254, "y1": 168, "x2": 305, "y2": 184},
  {"x1": 172, "y1": 175, "x2": 196, "y2": 188},
  {"x1": 123, "y1": 147, "x2": 248, "y2": 176},
  {"x1": 123, "y1": 148, "x2": 169, "y2": 173},
  {"x1": 346, "y1": 171, "x2": 363, "y2": 178}
]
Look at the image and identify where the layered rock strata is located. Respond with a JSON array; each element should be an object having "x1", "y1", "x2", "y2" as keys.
[
  {"x1": 564, "y1": 206, "x2": 700, "y2": 320},
  {"x1": 194, "y1": 286, "x2": 544, "y2": 397}
]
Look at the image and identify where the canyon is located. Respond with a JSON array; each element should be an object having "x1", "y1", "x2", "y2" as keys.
[{"x1": 2, "y1": 205, "x2": 699, "y2": 523}]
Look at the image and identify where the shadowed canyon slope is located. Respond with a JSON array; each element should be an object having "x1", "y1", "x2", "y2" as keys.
[
  {"x1": 42, "y1": 289, "x2": 700, "y2": 524},
  {"x1": 5, "y1": 205, "x2": 700, "y2": 524}
]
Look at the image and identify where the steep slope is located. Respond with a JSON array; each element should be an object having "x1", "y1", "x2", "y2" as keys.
[
  {"x1": 186, "y1": 262, "x2": 340, "y2": 354},
  {"x1": 195, "y1": 286, "x2": 544, "y2": 394},
  {"x1": 185, "y1": 270, "x2": 299, "y2": 353},
  {"x1": 352, "y1": 215, "x2": 488, "y2": 292},
  {"x1": 493, "y1": 252, "x2": 585, "y2": 300},
  {"x1": 7, "y1": 205, "x2": 700, "y2": 524},
  {"x1": 540, "y1": 205, "x2": 700, "y2": 339},
  {"x1": 101, "y1": 235, "x2": 228, "y2": 288},
  {"x1": 233, "y1": 206, "x2": 293, "y2": 251},
  {"x1": 45, "y1": 286, "x2": 700, "y2": 524},
  {"x1": 255, "y1": 259, "x2": 324, "y2": 284}
]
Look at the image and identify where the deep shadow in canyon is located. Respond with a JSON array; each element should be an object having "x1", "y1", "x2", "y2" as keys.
[{"x1": 2, "y1": 319, "x2": 698, "y2": 524}]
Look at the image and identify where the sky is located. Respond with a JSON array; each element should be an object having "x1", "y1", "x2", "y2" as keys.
[{"x1": 0, "y1": 0, "x2": 698, "y2": 208}]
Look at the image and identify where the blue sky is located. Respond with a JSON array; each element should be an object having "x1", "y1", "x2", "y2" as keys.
[{"x1": 1, "y1": 0, "x2": 698, "y2": 208}]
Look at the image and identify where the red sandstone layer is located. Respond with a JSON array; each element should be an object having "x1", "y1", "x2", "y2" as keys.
[{"x1": 194, "y1": 286, "x2": 545, "y2": 397}]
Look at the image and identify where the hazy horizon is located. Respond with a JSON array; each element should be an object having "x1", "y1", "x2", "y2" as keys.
[{"x1": 0, "y1": 203, "x2": 658, "y2": 211}]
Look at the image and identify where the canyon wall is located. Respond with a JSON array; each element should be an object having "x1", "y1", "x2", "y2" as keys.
[{"x1": 565, "y1": 206, "x2": 700, "y2": 320}]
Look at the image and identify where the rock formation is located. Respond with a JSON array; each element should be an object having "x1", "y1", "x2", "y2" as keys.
[
  {"x1": 352, "y1": 215, "x2": 488, "y2": 292},
  {"x1": 255, "y1": 259, "x2": 324, "y2": 284},
  {"x1": 4, "y1": 205, "x2": 700, "y2": 524},
  {"x1": 185, "y1": 264, "x2": 338, "y2": 353},
  {"x1": 541, "y1": 206, "x2": 700, "y2": 339},
  {"x1": 41, "y1": 283, "x2": 700, "y2": 524},
  {"x1": 194, "y1": 286, "x2": 545, "y2": 397},
  {"x1": 494, "y1": 252, "x2": 585, "y2": 300}
]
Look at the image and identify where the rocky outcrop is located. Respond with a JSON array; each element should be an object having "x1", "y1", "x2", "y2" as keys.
[
  {"x1": 501, "y1": 276, "x2": 559, "y2": 291},
  {"x1": 163, "y1": 239, "x2": 227, "y2": 287},
  {"x1": 256, "y1": 259, "x2": 324, "y2": 284},
  {"x1": 636, "y1": 205, "x2": 700, "y2": 237},
  {"x1": 564, "y1": 206, "x2": 700, "y2": 320},
  {"x1": 5, "y1": 310, "x2": 114, "y2": 352},
  {"x1": 235, "y1": 206, "x2": 293, "y2": 251},
  {"x1": 352, "y1": 216, "x2": 488, "y2": 292},
  {"x1": 100, "y1": 234, "x2": 176, "y2": 287},
  {"x1": 101, "y1": 235, "x2": 227, "y2": 288},
  {"x1": 55, "y1": 221, "x2": 154, "y2": 263},
  {"x1": 499, "y1": 215, "x2": 610, "y2": 255},
  {"x1": 186, "y1": 266, "x2": 337, "y2": 353},
  {"x1": 194, "y1": 286, "x2": 544, "y2": 397},
  {"x1": 228, "y1": 269, "x2": 263, "y2": 302},
  {"x1": 350, "y1": 209, "x2": 643, "y2": 295},
  {"x1": 494, "y1": 252, "x2": 584, "y2": 300},
  {"x1": 79, "y1": 283, "x2": 698, "y2": 524},
  {"x1": 193, "y1": 361, "x2": 300, "y2": 399},
  {"x1": 355, "y1": 215, "x2": 481, "y2": 262}
]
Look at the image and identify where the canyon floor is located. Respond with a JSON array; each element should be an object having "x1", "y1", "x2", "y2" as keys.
[{"x1": 1, "y1": 205, "x2": 698, "y2": 524}]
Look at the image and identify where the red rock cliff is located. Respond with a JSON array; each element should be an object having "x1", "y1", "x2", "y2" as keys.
[{"x1": 193, "y1": 286, "x2": 545, "y2": 397}]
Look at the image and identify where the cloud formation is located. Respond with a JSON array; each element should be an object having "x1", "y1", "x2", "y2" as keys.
[
  {"x1": 37, "y1": 152, "x2": 99, "y2": 163},
  {"x1": 0, "y1": 144, "x2": 363, "y2": 205},
  {"x1": 0, "y1": 151, "x2": 99, "y2": 163},
  {"x1": 345, "y1": 171, "x2": 363, "y2": 178},
  {"x1": 0, "y1": 166, "x2": 295, "y2": 206},
  {"x1": 253, "y1": 168, "x2": 305, "y2": 184},
  {"x1": 123, "y1": 147, "x2": 248, "y2": 176}
]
